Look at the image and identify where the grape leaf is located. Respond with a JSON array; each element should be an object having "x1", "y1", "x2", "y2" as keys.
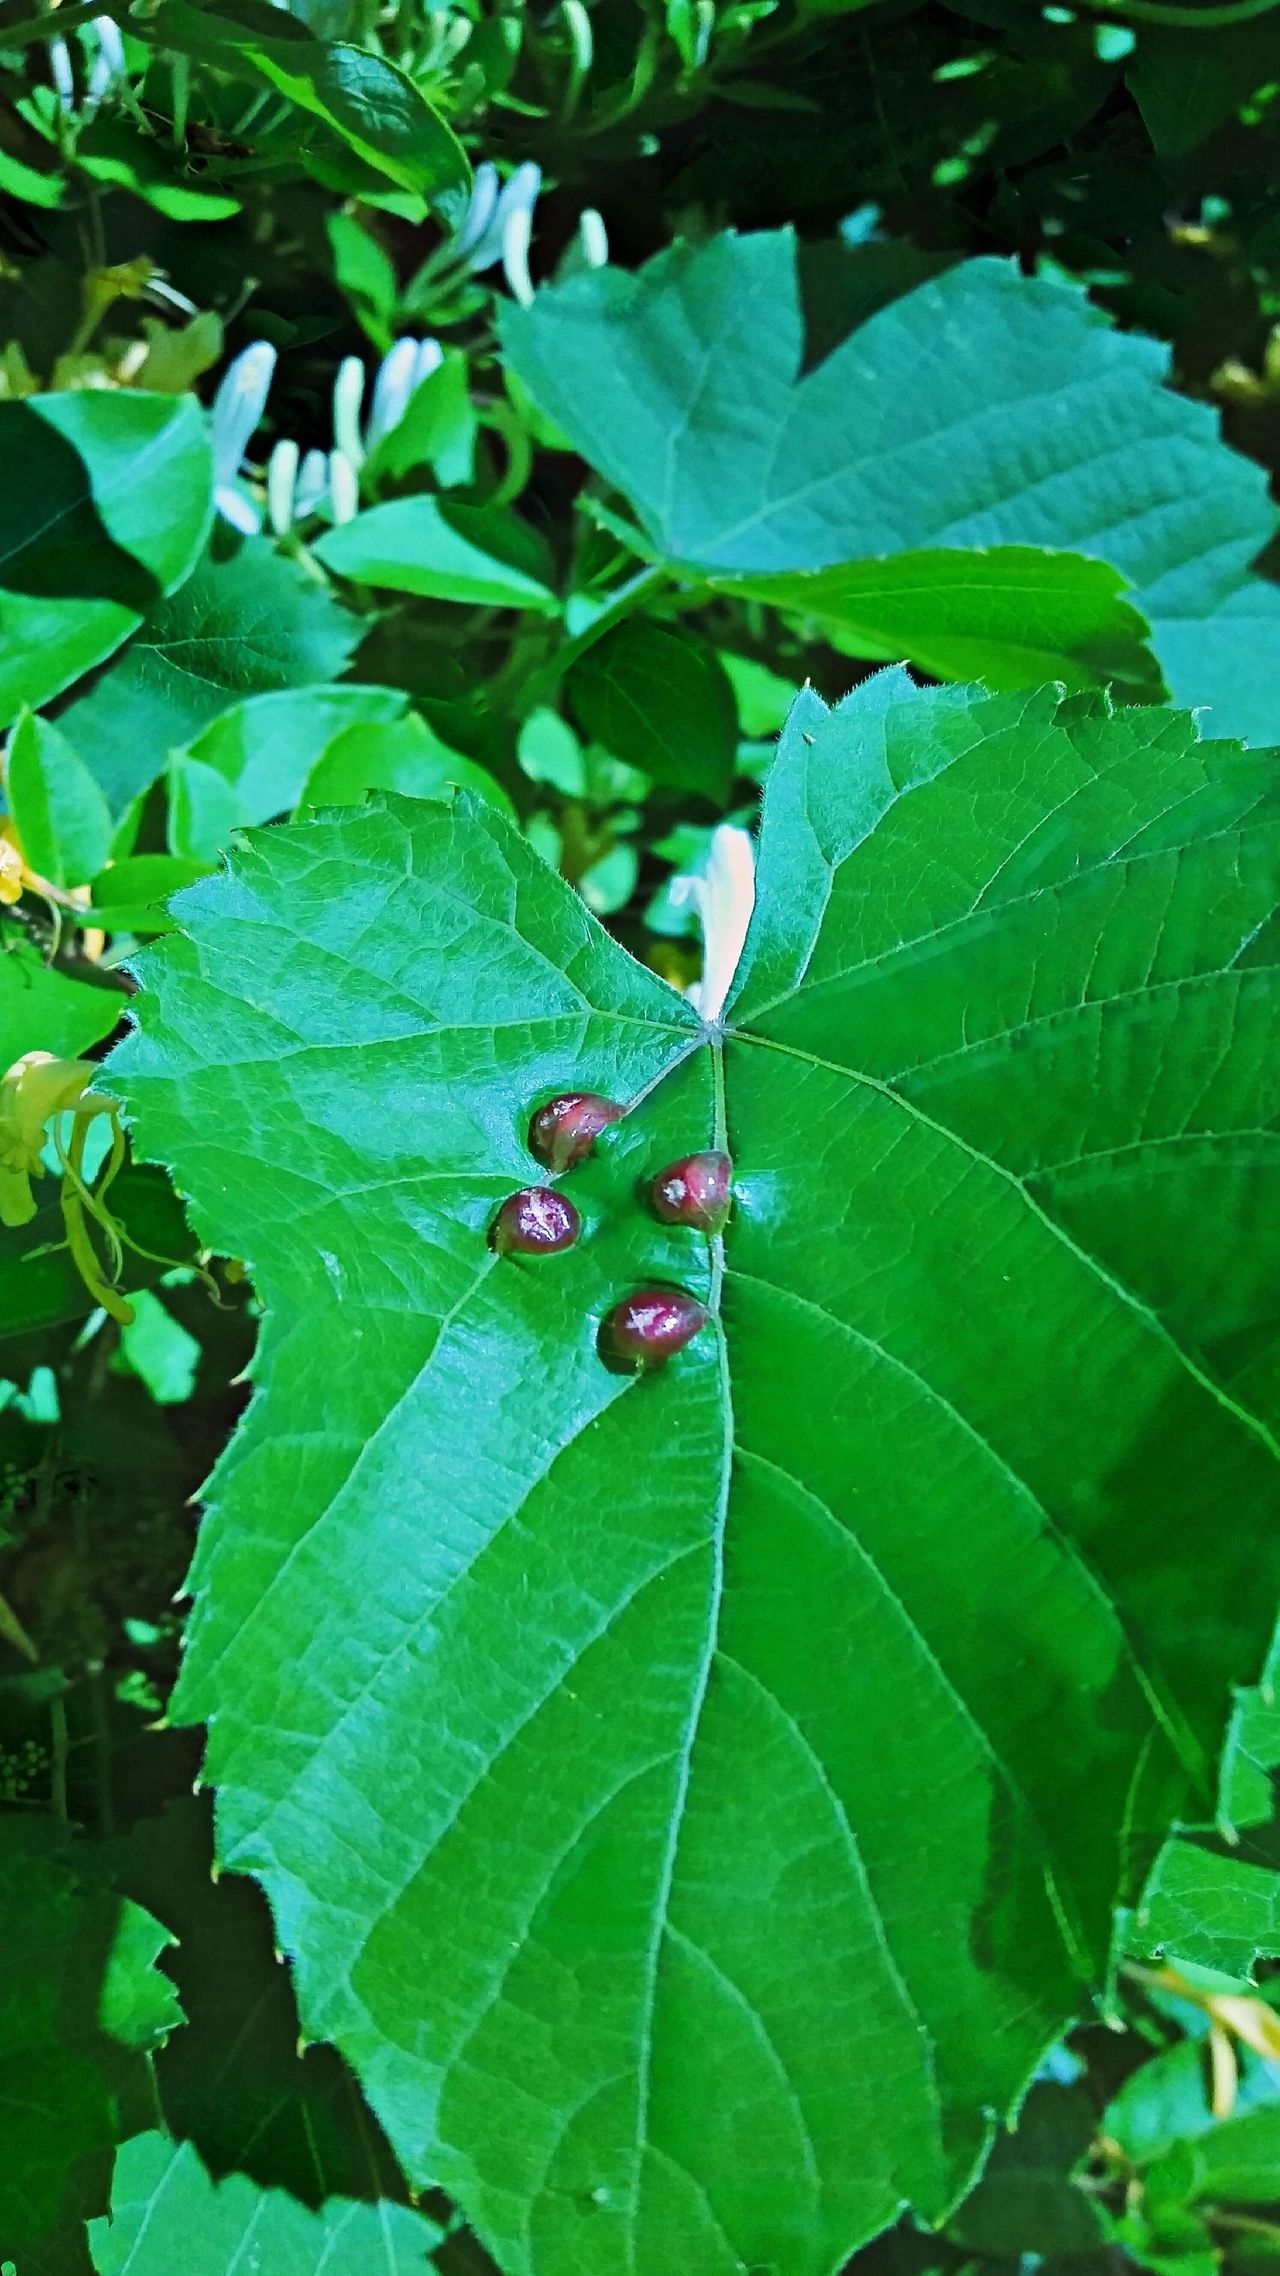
[
  {"x1": 86, "y1": 2132, "x2": 441, "y2": 2275},
  {"x1": 501, "y1": 234, "x2": 1280, "y2": 742},
  {"x1": 0, "y1": 393, "x2": 212, "y2": 728},
  {"x1": 110, "y1": 674, "x2": 1280, "y2": 2276}
]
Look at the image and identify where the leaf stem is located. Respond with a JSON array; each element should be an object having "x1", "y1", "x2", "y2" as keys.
[{"x1": 1069, "y1": 0, "x2": 1280, "y2": 24}]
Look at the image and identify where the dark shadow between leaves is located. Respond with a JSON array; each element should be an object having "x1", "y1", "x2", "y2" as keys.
[{"x1": 0, "y1": 406, "x2": 162, "y2": 613}]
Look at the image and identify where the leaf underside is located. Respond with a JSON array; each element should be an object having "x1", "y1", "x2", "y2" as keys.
[{"x1": 109, "y1": 673, "x2": 1280, "y2": 2276}]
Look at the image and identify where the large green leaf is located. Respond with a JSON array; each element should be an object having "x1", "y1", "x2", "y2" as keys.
[
  {"x1": 0, "y1": 393, "x2": 212, "y2": 728},
  {"x1": 110, "y1": 675, "x2": 1280, "y2": 2276},
  {"x1": 87, "y1": 2132, "x2": 441, "y2": 2275},
  {"x1": 501, "y1": 234, "x2": 1280, "y2": 743},
  {"x1": 58, "y1": 540, "x2": 363, "y2": 814}
]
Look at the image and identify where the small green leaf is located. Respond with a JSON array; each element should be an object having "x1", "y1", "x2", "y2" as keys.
[
  {"x1": 167, "y1": 755, "x2": 241, "y2": 868},
  {"x1": 314, "y1": 497, "x2": 559, "y2": 609},
  {"x1": 301, "y1": 713, "x2": 514, "y2": 816},
  {"x1": 75, "y1": 117, "x2": 241, "y2": 221},
  {"x1": 59, "y1": 540, "x2": 363, "y2": 813},
  {"x1": 183, "y1": 683, "x2": 410, "y2": 824},
  {"x1": 0, "y1": 393, "x2": 212, "y2": 727},
  {"x1": 0, "y1": 942, "x2": 123, "y2": 1068},
  {"x1": 710, "y1": 546, "x2": 1164, "y2": 698},
  {"x1": 1132, "y1": 1842, "x2": 1280, "y2": 1980},
  {"x1": 116, "y1": 1289, "x2": 202, "y2": 1405},
  {"x1": 87, "y1": 2133, "x2": 441, "y2": 2276},
  {"x1": 364, "y1": 354, "x2": 477, "y2": 490},
  {"x1": 568, "y1": 621, "x2": 739, "y2": 799},
  {"x1": 326, "y1": 209, "x2": 398, "y2": 350},
  {"x1": 92, "y1": 855, "x2": 210, "y2": 936},
  {"x1": 6, "y1": 710, "x2": 113, "y2": 888},
  {"x1": 148, "y1": 0, "x2": 469, "y2": 197}
]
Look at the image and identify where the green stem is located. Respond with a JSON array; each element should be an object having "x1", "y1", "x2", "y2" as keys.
[
  {"x1": 49, "y1": 1695, "x2": 68, "y2": 1820},
  {"x1": 0, "y1": 0, "x2": 115, "y2": 44}
]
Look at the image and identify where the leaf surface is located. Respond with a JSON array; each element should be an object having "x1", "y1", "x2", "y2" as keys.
[
  {"x1": 86, "y1": 2133, "x2": 440, "y2": 2275},
  {"x1": 146, "y1": 0, "x2": 469, "y2": 197},
  {"x1": 710, "y1": 546, "x2": 1163, "y2": 699},
  {"x1": 0, "y1": 943, "x2": 124, "y2": 1068},
  {"x1": 502, "y1": 235, "x2": 1280, "y2": 741},
  {"x1": 568, "y1": 620, "x2": 738, "y2": 799},
  {"x1": 313, "y1": 499, "x2": 559, "y2": 611},
  {"x1": 0, "y1": 393, "x2": 212, "y2": 727},
  {"x1": 59, "y1": 541, "x2": 362, "y2": 813},
  {"x1": 111, "y1": 675, "x2": 1280, "y2": 2276}
]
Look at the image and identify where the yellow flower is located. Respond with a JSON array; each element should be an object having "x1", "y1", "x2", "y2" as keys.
[
  {"x1": 1138, "y1": 1962, "x2": 1280, "y2": 2118},
  {"x1": 1, "y1": 1051, "x2": 97, "y2": 1224},
  {"x1": 0, "y1": 826, "x2": 24, "y2": 906}
]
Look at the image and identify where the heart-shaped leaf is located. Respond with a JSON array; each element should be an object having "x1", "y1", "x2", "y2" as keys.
[
  {"x1": 110, "y1": 674, "x2": 1280, "y2": 2276},
  {"x1": 501, "y1": 235, "x2": 1280, "y2": 742}
]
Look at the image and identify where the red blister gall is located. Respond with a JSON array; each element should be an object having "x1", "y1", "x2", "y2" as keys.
[
  {"x1": 490, "y1": 1186, "x2": 581, "y2": 1257},
  {"x1": 603, "y1": 1287, "x2": 710, "y2": 1370},
  {"x1": 650, "y1": 1151, "x2": 732, "y2": 1233},
  {"x1": 528, "y1": 1092, "x2": 623, "y2": 1172}
]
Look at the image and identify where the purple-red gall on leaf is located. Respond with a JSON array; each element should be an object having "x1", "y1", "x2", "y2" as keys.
[
  {"x1": 528, "y1": 1091, "x2": 623, "y2": 1172},
  {"x1": 602, "y1": 1286, "x2": 711, "y2": 1371},
  {"x1": 490, "y1": 1186, "x2": 581, "y2": 1257},
  {"x1": 650, "y1": 1151, "x2": 732, "y2": 1233}
]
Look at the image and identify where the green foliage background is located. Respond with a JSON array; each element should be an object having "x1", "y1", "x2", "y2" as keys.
[{"x1": 4, "y1": 0, "x2": 1280, "y2": 2271}]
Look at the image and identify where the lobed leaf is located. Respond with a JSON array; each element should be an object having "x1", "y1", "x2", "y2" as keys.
[{"x1": 111, "y1": 674, "x2": 1280, "y2": 2276}]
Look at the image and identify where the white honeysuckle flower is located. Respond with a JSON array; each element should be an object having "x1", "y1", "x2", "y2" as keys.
[
  {"x1": 294, "y1": 447, "x2": 331, "y2": 520},
  {"x1": 450, "y1": 162, "x2": 502, "y2": 265},
  {"x1": 331, "y1": 338, "x2": 444, "y2": 473},
  {"x1": 50, "y1": 15, "x2": 128, "y2": 115},
  {"x1": 460, "y1": 161, "x2": 541, "y2": 276},
  {"x1": 266, "y1": 437, "x2": 299, "y2": 538},
  {"x1": 331, "y1": 352, "x2": 367, "y2": 471},
  {"x1": 672, "y1": 824, "x2": 756, "y2": 1023},
  {"x1": 578, "y1": 208, "x2": 609, "y2": 269},
  {"x1": 210, "y1": 339, "x2": 276, "y2": 533},
  {"x1": 367, "y1": 337, "x2": 443, "y2": 450},
  {"x1": 327, "y1": 447, "x2": 359, "y2": 525},
  {"x1": 85, "y1": 14, "x2": 126, "y2": 106},
  {"x1": 49, "y1": 35, "x2": 75, "y2": 109}
]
